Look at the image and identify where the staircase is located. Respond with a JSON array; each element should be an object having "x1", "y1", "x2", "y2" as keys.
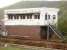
[{"x1": 48, "y1": 24, "x2": 64, "y2": 40}]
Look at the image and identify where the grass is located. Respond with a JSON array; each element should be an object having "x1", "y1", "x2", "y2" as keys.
[{"x1": 0, "y1": 47, "x2": 26, "y2": 50}]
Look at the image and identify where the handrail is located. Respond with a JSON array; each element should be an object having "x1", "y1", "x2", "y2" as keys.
[{"x1": 48, "y1": 24, "x2": 64, "y2": 40}]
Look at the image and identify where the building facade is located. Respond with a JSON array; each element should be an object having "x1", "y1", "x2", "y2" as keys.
[{"x1": 4, "y1": 7, "x2": 59, "y2": 40}]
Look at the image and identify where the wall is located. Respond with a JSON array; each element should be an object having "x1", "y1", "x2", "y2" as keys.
[
  {"x1": 4, "y1": 7, "x2": 59, "y2": 26},
  {"x1": 6, "y1": 26, "x2": 41, "y2": 40}
]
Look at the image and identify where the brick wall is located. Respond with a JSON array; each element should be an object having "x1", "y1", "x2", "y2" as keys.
[{"x1": 6, "y1": 26, "x2": 41, "y2": 40}]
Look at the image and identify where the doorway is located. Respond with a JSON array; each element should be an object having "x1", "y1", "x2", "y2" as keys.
[{"x1": 40, "y1": 26, "x2": 53, "y2": 40}]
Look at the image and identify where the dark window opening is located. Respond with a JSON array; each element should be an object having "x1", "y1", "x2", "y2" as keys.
[
  {"x1": 53, "y1": 17, "x2": 56, "y2": 19},
  {"x1": 27, "y1": 15, "x2": 30, "y2": 19},
  {"x1": 14, "y1": 16, "x2": 17, "y2": 19},
  {"x1": 8, "y1": 13, "x2": 40, "y2": 19},
  {"x1": 34, "y1": 13, "x2": 40, "y2": 19},
  {"x1": 16, "y1": 16, "x2": 19, "y2": 19},
  {"x1": 22, "y1": 15, "x2": 25, "y2": 19},
  {"x1": 53, "y1": 15, "x2": 56, "y2": 19},
  {"x1": 8, "y1": 15, "x2": 10, "y2": 19},
  {"x1": 8, "y1": 15, "x2": 13, "y2": 19},
  {"x1": 27, "y1": 14, "x2": 32, "y2": 19},
  {"x1": 34, "y1": 15, "x2": 40, "y2": 19},
  {"x1": 48, "y1": 15, "x2": 50, "y2": 19},
  {"x1": 29, "y1": 15, "x2": 32, "y2": 19},
  {"x1": 20, "y1": 16, "x2": 23, "y2": 19},
  {"x1": 45, "y1": 14, "x2": 47, "y2": 20}
]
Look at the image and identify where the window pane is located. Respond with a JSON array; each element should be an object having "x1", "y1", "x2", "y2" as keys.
[
  {"x1": 29, "y1": 15, "x2": 32, "y2": 19},
  {"x1": 38, "y1": 16, "x2": 40, "y2": 19},
  {"x1": 48, "y1": 15, "x2": 50, "y2": 19},
  {"x1": 8, "y1": 15, "x2": 11, "y2": 19},
  {"x1": 45, "y1": 14, "x2": 47, "y2": 20},
  {"x1": 22, "y1": 15, "x2": 25, "y2": 19},
  {"x1": 8, "y1": 13, "x2": 40, "y2": 19},
  {"x1": 34, "y1": 15, "x2": 37, "y2": 19},
  {"x1": 53, "y1": 17, "x2": 56, "y2": 19},
  {"x1": 34, "y1": 13, "x2": 40, "y2": 19},
  {"x1": 20, "y1": 16, "x2": 23, "y2": 19},
  {"x1": 8, "y1": 14, "x2": 13, "y2": 19},
  {"x1": 16, "y1": 15, "x2": 19, "y2": 19},
  {"x1": 13, "y1": 14, "x2": 23, "y2": 19},
  {"x1": 14, "y1": 15, "x2": 17, "y2": 19},
  {"x1": 53, "y1": 15, "x2": 56, "y2": 19},
  {"x1": 27, "y1": 14, "x2": 32, "y2": 19}
]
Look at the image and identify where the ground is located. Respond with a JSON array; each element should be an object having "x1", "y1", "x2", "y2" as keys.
[
  {"x1": 0, "y1": 44, "x2": 61, "y2": 50},
  {"x1": 0, "y1": 47, "x2": 23, "y2": 50},
  {"x1": 0, "y1": 47, "x2": 61, "y2": 50}
]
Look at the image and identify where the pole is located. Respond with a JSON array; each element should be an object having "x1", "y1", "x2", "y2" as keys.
[
  {"x1": 46, "y1": 14, "x2": 50, "y2": 48},
  {"x1": 47, "y1": 25, "x2": 49, "y2": 41}
]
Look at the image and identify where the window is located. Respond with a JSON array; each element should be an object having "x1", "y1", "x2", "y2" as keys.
[
  {"x1": 34, "y1": 13, "x2": 40, "y2": 19},
  {"x1": 16, "y1": 15, "x2": 19, "y2": 19},
  {"x1": 34, "y1": 15, "x2": 40, "y2": 19},
  {"x1": 17, "y1": 14, "x2": 25, "y2": 19},
  {"x1": 53, "y1": 15, "x2": 56, "y2": 19},
  {"x1": 14, "y1": 15, "x2": 19, "y2": 19},
  {"x1": 48, "y1": 15, "x2": 50, "y2": 19},
  {"x1": 14, "y1": 16, "x2": 16, "y2": 19},
  {"x1": 45, "y1": 14, "x2": 47, "y2": 20},
  {"x1": 8, "y1": 13, "x2": 40, "y2": 20},
  {"x1": 18, "y1": 14, "x2": 22, "y2": 19},
  {"x1": 29, "y1": 15, "x2": 32, "y2": 19},
  {"x1": 20, "y1": 16, "x2": 23, "y2": 19},
  {"x1": 27, "y1": 15, "x2": 32, "y2": 19},
  {"x1": 22, "y1": 15, "x2": 25, "y2": 19},
  {"x1": 27, "y1": 14, "x2": 32, "y2": 19},
  {"x1": 8, "y1": 14, "x2": 13, "y2": 19},
  {"x1": 13, "y1": 14, "x2": 19, "y2": 19},
  {"x1": 8, "y1": 15, "x2": 11, "y2": 19},
  {"x1": 53, "y1": 17, "x2": 56, "y2": 19}
]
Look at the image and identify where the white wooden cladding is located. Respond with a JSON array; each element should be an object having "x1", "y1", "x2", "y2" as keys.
[{"x1": 4, "y1": 7, "x2": 59, "y2": 26}]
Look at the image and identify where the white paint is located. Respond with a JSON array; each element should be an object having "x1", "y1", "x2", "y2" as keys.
[{"x1": 4, "y1": 7, "x2": 59, "y2": 26}]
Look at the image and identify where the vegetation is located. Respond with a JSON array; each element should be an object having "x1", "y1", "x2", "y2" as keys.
[
  {"x1": 0, "y1": 47, "x2": 23, "y2": 50},
  {"x1": 58, "y1": 2, "x2": 67, "y2": 35},
  {"x1": 58, "y1": 2, "x2": 67, "y2": 43}
]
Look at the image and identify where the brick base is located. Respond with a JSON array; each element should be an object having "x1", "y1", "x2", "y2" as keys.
[{"x1": 6, "y1": 26, "x2": 41, "y2": 40}]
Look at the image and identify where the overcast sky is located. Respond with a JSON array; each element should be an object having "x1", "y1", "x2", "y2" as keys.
[{"x1": 0, "y1": 0, "x2": 62, "y2": 8}]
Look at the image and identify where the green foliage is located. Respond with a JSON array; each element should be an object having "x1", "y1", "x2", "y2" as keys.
[
  {"x1": 0, "y1": 47, "x2": 24, "y2": 50},
  {"x1": 58, "y1": 2, "x2": 67, "y2": 34}
]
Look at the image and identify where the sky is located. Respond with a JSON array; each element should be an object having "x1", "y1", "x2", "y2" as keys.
[
  {"x1": 0, "y1": 0, "x2": 62, "y2": 8},
  {"x1": 0, "y1": 0, "x2": 22, "y2": 8}
]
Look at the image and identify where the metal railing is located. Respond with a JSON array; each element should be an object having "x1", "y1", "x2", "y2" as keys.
[{"x1": 48, "y1": 24, "x2": 64, "y2": 40}]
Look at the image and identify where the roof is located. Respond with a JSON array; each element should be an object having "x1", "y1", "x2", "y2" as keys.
[
  {"x1": 4, "y1": 1, "x2": 61, "y2": 9},
  {"x1": 0, "y1": 1, "x2": 66, "y2": 19},
  {"x1": 5, "y1": 7, "x2": 59, "y2": 14}
]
